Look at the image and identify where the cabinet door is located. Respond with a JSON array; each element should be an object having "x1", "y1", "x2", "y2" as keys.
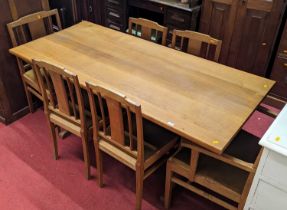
[
  {"x1": 227, "y1": 0, "x2": 286, "y2": 76},
  {"x1": 93, "y1": 0, "x2": 103, "y2": 24},
  {"x1": 76, "y1": 0, "x2": 102, "y2": 23},
  {"x1": 199, "y1": 0, "x2": 239, "y2": 63}
]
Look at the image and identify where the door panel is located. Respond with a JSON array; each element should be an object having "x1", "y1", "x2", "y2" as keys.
[
  {"x1": 227, "y1": 0, "x2": 285, "y2": 76},
  {"x1": 247, "y1": 0, "x2": 273, "y2": 12},
  {"x1": 199, "y1": 0, "x2": 238, "y2": 63},
  {"x1": 228, "y1": 9, "x2": 270, "y2": 74}
]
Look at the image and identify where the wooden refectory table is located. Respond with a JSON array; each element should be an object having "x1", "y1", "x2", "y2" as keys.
[{"x1": 9, "y1": 21, "x2": 275, "y2": 155}]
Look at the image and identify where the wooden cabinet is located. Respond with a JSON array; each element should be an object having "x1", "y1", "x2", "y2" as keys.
[
  {"x1": 200, "y1": 0, "x2": 286, "y2": 76},
  {"x1": 104, "y1": 0, "x2": 127, "y2": 31},
  {"x1": 0, "y1": 0, "x2": 50, "y2": 124},
  {"x1": 270, "y1": 18, "x2": 287, "y2": 101},
  {"x1": 128, "y1": 0, "x2": 201, "y2": 43},
  {"x1": 55, "y1": 0, "x2": 201, "y2": 34}
]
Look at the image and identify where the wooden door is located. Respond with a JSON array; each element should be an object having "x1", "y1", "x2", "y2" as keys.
[
  {"x1": 227, "y1": 0, "x2": 286, "y2": 76},
  {"x1": 199, "y1": 0, "x2": 239, "y2": 63}
]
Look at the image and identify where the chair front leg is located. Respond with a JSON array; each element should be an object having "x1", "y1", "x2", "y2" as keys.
[
  {"x1": 24, "y1": 84, "x2": 34, "y2": 113},
  {"x1": 164, "y1": 161, "x2": 174, "y2": 209},
  {"x1": 47, "y1": 120, "x2": 58, "y2": 160},
  {"x1": 136, "y1": 163, "x2": 144, "y2": 210}
]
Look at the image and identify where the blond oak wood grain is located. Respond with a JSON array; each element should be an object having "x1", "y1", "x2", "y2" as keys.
[{"x1": 9, "y1": 21, "x2": 275, "y2": 154}]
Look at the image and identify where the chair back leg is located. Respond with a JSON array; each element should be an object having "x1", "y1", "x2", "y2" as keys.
[
  {"x1": 81, "y1": 133, "x2": 91, "y2": 179},
  {"x1": 94, "y1": 140, "x2": 104, "y2": 187}
]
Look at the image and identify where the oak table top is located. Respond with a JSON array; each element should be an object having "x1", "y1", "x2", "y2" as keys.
[{"x1": 9, "y1": 21, "x2": 275, "y2": 154}]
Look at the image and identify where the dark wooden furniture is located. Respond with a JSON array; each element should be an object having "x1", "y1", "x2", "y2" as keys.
[
  {"x1": 128, "y1": 0, "x2": 201, "y2": 44},
  {"x1": 77, "y1": 0, "x2": 103, "y2": 24},
  {"x1": 103, "y1": 0, "x2": 127, "y2": 31},
  {"x1": 164, "y1": 131, "x2": 262, "y2": 210},
  {"x1": 7, "y1": 9, "x2": 62, "y2": 113},
  {"x1": 270, "y1": 17, "x2": 287, "y2": 102},
  {"x1": 33, "y1": 59, "x2": 92, "y2": 179},
  {"x1": 74, "y1": 0, "x2": 201, "y2": 35},
  {"x1": 200, "y1": 0, "x2": 287, "y2": 76},
  {"x1": 86, "y1": 82, "x2": 178, "y2": 210},
  {"x1": 0, "y1": 0, "x2": 50, "y2": 124},
  {"x1": 49, "y1": 0, "x2": 78, "y2": 28},
  {"x1": 128, "y1": 17, "x2": 168, "y2": 45},
  {"x1": 171, "y1": 29, "x2": 222, "y2": 62}
]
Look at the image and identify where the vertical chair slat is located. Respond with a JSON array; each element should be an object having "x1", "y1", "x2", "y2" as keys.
[
  {"x1": 42, "y1": 68, "x2": 56, "y2": 107},
  {"x1": 106, "y1": 98, "x2": 125, "y2": 146},
  {"x1": 180, "y1": 36, "x2": 184, "y2": 50},
  {"x1": 49, "y1": 72, "x2": 71, "y2": 116},
  {"x1": 28, "y1": 19, "x2": 47, "y2": 40},
  {"x1": 97, "y1": 93, "x2": 107, "y2": 135},
  {"x1": 127, "y1": 107, "x2": 135, "y2": 150},
  {"x1": 66, "y1": 77, "x2": 78, "y2": 119}
]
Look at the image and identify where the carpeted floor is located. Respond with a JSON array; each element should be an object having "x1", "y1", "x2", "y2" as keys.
[{"x1": 0, "y1": 107, "x2": 278, "y2": 210}]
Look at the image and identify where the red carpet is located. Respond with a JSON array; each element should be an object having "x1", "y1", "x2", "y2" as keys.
[{"x1": 0, "y1": 107, "x2": 278, "y2": 210}]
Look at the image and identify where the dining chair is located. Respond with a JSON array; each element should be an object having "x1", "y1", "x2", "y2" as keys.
[
  {"x1": 128, "y1": 17, "x2": 168, "y2": 46},
  {"x1": 7, "y1": 9, "x2": 62, "y2": 113},
  {"x1": 33, "y1": 59, "x2": 92, "y2": 179},
  {"x1": 86, "y1": 82, "x2": 179, "y2": 210},
  {"x1": 171, "y1": 30, "x2": 222, "y2": 62},
  {"x1": 164, "y1": 130, "x2": 262, "y2": 210}
]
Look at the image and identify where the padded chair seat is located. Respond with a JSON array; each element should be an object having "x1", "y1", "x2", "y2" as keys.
[
  {"x1": 49, "y1": 105, "x2": 93, "y2": 136},
  {"x1": 23, "y1": 69, "x2": 40, "y2": 91},
  {"x1": 102, "y1": 121, "x2": 178, "y2": 161},
  {"x1": 98, "y1": 119, "x2": 178, "y2": 170}
]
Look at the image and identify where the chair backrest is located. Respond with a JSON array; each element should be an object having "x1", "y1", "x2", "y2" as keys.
[
  {"x1": 128, "y1": 17, "x2": 168, "y2": 46},
  {"x1": 86, "y1": 82, "x2": 145, "y2": 162},
  {"x1": 171, "y1": 30, "x2": 222, "y2": 62},
  {"x1": 7, "y1": 9, "x2": 62, "y2": 47},
  {"x1": 33, "y1": 59, "x2": 86, "y2": 129}
]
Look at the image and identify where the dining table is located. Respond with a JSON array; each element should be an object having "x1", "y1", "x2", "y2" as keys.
[{"x1": 9, "y1": 21, "x2": 275, "y2": 155}]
